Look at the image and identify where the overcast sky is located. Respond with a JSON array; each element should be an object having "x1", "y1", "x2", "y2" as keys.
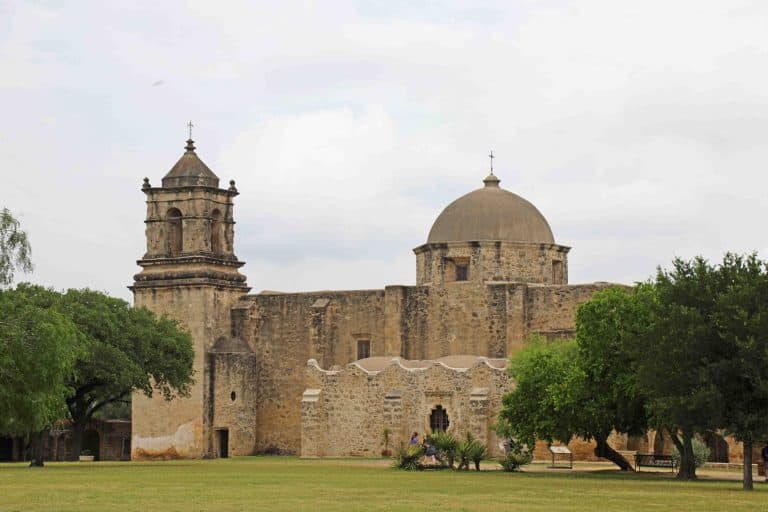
[{"x1": 2, "y1": 0, "x2": 767, "y2": 302}]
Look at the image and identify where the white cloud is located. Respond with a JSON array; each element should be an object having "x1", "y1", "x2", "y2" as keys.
[{"x1": 1, "y1": 0, "x2": 767, "y2": 299}]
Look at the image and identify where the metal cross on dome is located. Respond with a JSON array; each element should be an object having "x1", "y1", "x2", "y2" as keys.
[
  {"x1": 187, "y1": 121, "x2": 194, "y2": 140},
  {"x1": 488, "y1": 150, "x2": 495, "y2": 174}
]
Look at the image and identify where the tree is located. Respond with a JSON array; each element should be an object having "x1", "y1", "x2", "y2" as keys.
[
  {"x1": 570, "y1": 285, "x2": 651, "y2": 470},
  {"x1": 16, "y1": 285, "x2": 195, "y2": 460},
  {"x1": 708, "y1": 253, "x2": 768, "y2": 490},
  {"x1": 498, "y1": 288, "x2": 652, "y2": 472},
  {"x1": 496, "y1": 338, "x2": 579, "y2": 457},
  {"x1": 0, "y1": 286, "x2": 81, "y2": 466},
  {"x1": 633, "y1": 257, "x2": 726, "y2": 480},
  {"x1": 0, "y1": 208, "x2": 33, "y2": 287}
]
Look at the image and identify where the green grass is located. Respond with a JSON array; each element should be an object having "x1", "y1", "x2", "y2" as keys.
[{"x1": 0, "y1": 457, "x2": 766, "y2": 511}]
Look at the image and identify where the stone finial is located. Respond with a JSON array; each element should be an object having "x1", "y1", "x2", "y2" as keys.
[
  {"x1": 185, "y1": 139, "x2": 196, "y2": 152},
  {"x1": 228, "y1": 179, "x2": 238, "y2": 192},
  {"x1": 142, "y1": 177, "x2": 151, "y2": 190}
]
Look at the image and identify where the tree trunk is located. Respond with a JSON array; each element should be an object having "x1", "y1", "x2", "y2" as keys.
[
  {"x1": 743, "y1": 438, "x2": 753, "y2": 491},
  {"x1": 672, "y1": 431, "x2": 697, "y2": 480},
  {"x1": 68, "y1": 419, "x2": 86, "y2": 461},
  {"x1": 594, "y1": 435, "x2": 633, "y2": 471},
  {"x1": 28, "y1": 430, "x2": 46, "y2": 467}
]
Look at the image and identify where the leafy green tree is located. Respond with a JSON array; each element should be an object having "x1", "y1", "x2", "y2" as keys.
[
  {"x1": 633, "y1": 257, "x2": 725, "y2": 480},
  {"x1": 708, "y1": 253, "x2": 768, "y2": 490},
  {"x1": 496, "y1": 338, "x2": 578, "y2": 455},
  {"x1": 570, "y1": 285, "x2": 652, "y2": 470},
  {"x1": 498, "y1": 286, "x2": 652, "y2": 473},
  {"x1": 0, "y1": 286, "x2": 81, "y2": 466},
  {"x1": 16, "y1": 285, "x2": 195, "y2": 460},
  {"x1": 0, "y1": 208, "x2": 33, "y2": 287}
]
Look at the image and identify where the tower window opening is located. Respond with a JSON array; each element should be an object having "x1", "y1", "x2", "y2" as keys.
[
  {"x1": 167, "y1": 208, "x2": 183, "y2": 257},
  {"x1": 552, "y1": 260, "x2": 564, "y2": 284},
  {"x1": 430, "y1": 405, "x2": 449, "y2": 432},
  {"x1": 357, "y1": 339, "x2": 371, "y2": 360},
  {"x1": 444, "y1": 257, "x2": 469, "y2": 283},
  {"x1": 211, "y1": 209, "x2": 223, "y2": 255}
]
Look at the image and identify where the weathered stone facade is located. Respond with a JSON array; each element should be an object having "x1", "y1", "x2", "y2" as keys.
[
  {"x1": 129, "y1": 141, "x2": 633, "y2": 460},
  {"x1": 301, "y1": 356, "x2": 510, "y2": 458}
]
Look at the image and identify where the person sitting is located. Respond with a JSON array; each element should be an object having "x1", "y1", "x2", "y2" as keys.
[{"x1": 423, "y1": 440, "x2": 438, "y2": 465}]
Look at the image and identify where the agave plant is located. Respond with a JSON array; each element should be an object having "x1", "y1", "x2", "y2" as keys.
[
  {"x1": 469, "y1": 440, "x2": 487, "y2": 471},
  {"x1": 498, "y1": 438, "x2": 533, "y2": 472},
  {"x1": 457, "y1": 432, "x2": 486, "y2": 471},
  {"x1": 392, "y1": 444, "x2": 423, "y2": 471},
  {"x1": 427, "y1": 431, "x2": 459, "y2": 468}
]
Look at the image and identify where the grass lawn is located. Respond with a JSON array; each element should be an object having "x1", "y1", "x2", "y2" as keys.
[{"x1": 1, "y1": 457, "x2": 766, "y2": 512}]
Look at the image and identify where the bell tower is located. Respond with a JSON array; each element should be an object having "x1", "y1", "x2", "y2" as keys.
[{"x1": 130, "y1": 134, "x2": 249, "y2": 459}]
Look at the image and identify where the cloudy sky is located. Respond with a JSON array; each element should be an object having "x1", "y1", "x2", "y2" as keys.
[{"x1": 2, "y1": 0, "x2": 767, "y2": 302}]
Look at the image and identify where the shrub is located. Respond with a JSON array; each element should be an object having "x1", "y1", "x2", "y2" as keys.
[
  {"x1": 497, "y1": 439, "x2": 533, "y2": 472},
  {"x1": 393, "y1": 444, "x2": 423, "y2": 471},
  {"x1": 457, "y1": 432, "x2": 486, "y2": 471},
  {"x1": 671, "y1": 438, "x2": 710, "y2": 468},
  {"x1": 427, "y1": 431, "x2": 458, "y2": 468}
]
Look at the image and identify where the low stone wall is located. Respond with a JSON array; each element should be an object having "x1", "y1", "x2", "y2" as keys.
[{"x1": 301, "y1": 356, "x2": 511, "y2": 458}]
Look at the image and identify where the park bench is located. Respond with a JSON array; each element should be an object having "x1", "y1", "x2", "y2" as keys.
[{"x1": 634, "y1": 453, "x2": 677, "y2": 473}]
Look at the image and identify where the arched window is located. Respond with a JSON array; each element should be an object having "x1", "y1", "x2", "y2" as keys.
[
  {"x1": 167, "y1": 208, "x2": 183, "y2": 257},
  {"x1": 430, "y1": 405, "x2": 449, "y2": 433},
  {"x1": 211, "y1": 209, "x2": 223, "y2": 255}
]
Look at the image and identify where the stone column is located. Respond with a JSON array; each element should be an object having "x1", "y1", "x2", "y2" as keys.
[{"x1": 301, "y1": 388, "x2": 323, "y2": 458}]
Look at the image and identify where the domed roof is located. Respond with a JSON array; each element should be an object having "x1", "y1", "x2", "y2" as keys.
[
  {"x1": 427, "y1": 174, "x2": 555, "y2": 244},
  {"x1": 162, "y1": 139, "x2": 220, "y2": 188}
]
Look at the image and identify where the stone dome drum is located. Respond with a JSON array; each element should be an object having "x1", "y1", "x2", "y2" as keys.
[{"x1": 426, "y1": 174, "x2": 555, "y2": 244}]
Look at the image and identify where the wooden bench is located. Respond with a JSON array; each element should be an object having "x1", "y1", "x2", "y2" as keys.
[{"x1": 634, "y1": 453, "x2": 677, "y2": 472}]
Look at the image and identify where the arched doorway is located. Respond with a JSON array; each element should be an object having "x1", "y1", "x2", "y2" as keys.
[
  {"x1": 653, "y1": 430, "x2": 673, "y2": 455},
  {"x1": 82, "y1": 429, "x2": 100, "y2": 460},
  {"x1": 429, "y1": 405, "x2": 449, "y2": 433},
  {"x1": 626, "y1": 434, "x2": 648, "y2": 452},
  {"x1": 704, "y1": 432, "x2": 729, "y2": 463}
]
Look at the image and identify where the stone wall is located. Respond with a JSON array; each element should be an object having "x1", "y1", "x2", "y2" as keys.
[
  {"x1": 131, "y1": 285, "x2": 245, "y2": 459},
  {"x1": 225, "y1": 280, "x2": 625, "y2": 455},
  {"x1": 232, "y1": 289, "x2": 386, "y2": 454},
  {"x1": 526, "y1": 283, "x2": 618, "y2": 339},
  {"x1": 209, "y1": 346, "x2": 258, "y2": 457},
  {"x1": 300, "y1": 356, "x2": 511, "y2": 458},
  {"x1": 414, "y1": 241, "x2": 570, "y2": 286}
]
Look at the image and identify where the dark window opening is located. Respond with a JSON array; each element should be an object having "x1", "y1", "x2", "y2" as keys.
[
  {"x1": 167, "y1": 208, "x2": 183, "y2": 257},
  {"x1": 218, "y1": 429, "x2": 229, "y2": 458},
  {"x1": 357, "y1": 339, "x2": 371, "y2": 360},
  {"x1": 121, "y1": 437, "x2": 131, "y2": 460},
  {"x1": 211, "y1": 209, "x2": 224, "y2": 255},
  {"x1": 552, "y1": 260, "x2": 564, "y2": 283},
  {"x1": 455, "y1": 264, "x2": 468, "y2": 281},
  {"x1": 430, "y1": 405, "x2": 449, "y2": 433},
  {"x1": 230, "y1": 391, "x2": 237, "y2": 402}
]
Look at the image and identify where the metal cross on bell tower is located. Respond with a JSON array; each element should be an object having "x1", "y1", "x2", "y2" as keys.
[{"x1": 187, "y1": 121, "x2": 194, "y2": 140}]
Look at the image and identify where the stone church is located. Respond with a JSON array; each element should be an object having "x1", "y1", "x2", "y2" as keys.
[{"x1": 130, "y1": 137, "x2": 617, "y2": 460}]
